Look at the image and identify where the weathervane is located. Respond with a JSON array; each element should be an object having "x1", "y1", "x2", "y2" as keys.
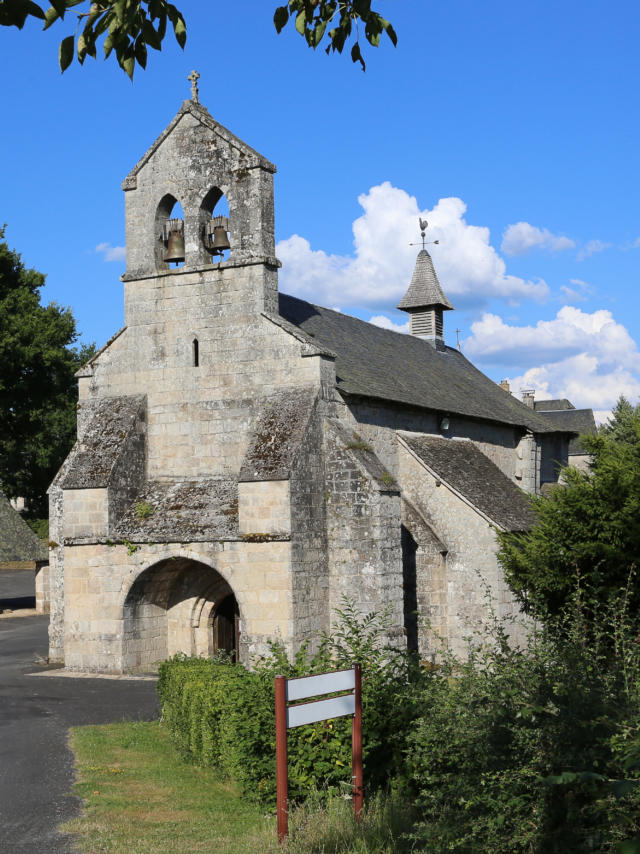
[
  {"x1": 410, "y1": 218, "x2": 439, "y2": 250},
  {"x1": 188, "y1": 70, "x2": 200, "y2": 103}
]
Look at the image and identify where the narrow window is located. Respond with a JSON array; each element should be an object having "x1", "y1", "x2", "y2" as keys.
[{"x1": 193, "y1": 338, "x2": 199, "y2": 367}]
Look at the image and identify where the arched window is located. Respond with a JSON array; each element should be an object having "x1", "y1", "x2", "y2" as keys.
[
  {"x1": 155, "y1": 194, "x2": 185, "y2": 270},
  {"x1": 192, "y1": 338, "x2": 199, "y2": 368}
]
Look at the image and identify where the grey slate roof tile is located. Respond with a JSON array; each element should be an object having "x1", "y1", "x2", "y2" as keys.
[
  {"x1": 0, "y1": 493, "x2": 48, "y2": 563},
  {"x1": 400, "y1": 434, "x2": 537, "y2": 531},
  {"x1": 61, "y1": 395, "x2": 145, "y2": 489},
  {"x1": 397, "y1": 250, "x2": 454, "y2": 311},
  {"x1": 239, "y1": 387, "x2": 317, "y2": 482},
  {"x1": 278, "y1": 293, "x2": 559, "y2": 434},
  {"x1": 534, "y1": 399, "x2": 575, "y2": 412},
  {"x1": 535, "y1": 408, "x2": 597, "y2": 454},
  {"x1": 115, "y1": 478, "x2": 238, "y2": 542}
]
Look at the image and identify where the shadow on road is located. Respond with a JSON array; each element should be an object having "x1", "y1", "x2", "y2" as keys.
[{"x1": 0, "y1": 594, "x2": 36, "y2": 610}]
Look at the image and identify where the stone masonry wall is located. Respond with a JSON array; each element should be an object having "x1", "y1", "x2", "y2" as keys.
[
  {"x1": 398, "y1": 440, "x2": 528, "y2": 657},
  {"x1": 324, "y1": 419, "x2": 404, "y2": 643},
  {"x1": 78, "y1": 303, "x2": 330, "y2": 484},
  {"x1": 342, "y1": 398, "x2": 527, "y2": 487},
  {"x1": 123, "y1": 105, "x2": 277, "y2": 281},
  {"x1": 62, "y1": 540, "x2": 294, "y2": 672},
  {"x1": 288, "y1": 404, "x2": 331, "y2": 645}
]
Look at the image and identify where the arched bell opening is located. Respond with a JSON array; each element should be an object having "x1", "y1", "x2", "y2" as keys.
[
  {"x1": 155, "y1": 194, "x2": 186, "y2": 271},
  {"x1": 122, "y1": 557, "x2": 237, "y2": 672},
  {"x1": 199, "y1": 187, "x2": 231, "y2": 264}
]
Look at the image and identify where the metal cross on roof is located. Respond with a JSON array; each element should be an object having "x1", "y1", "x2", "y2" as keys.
[{"x1": 188, "y1": 70, "x2": 200, "y2": 103}]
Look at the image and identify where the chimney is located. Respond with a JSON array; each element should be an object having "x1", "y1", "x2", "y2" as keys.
[
  {"x1": 521, "y1": 389, "x2": 535, "y2": 409},
  {"x1": 499, "y1": 379, "x2": 510, "y2": 393}
]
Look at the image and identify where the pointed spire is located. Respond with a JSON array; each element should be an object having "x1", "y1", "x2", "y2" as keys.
[{"x1": 397, "y1": 249, "x2": 453, "y2": 312}]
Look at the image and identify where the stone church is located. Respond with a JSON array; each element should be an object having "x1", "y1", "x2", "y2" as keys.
[{"x1": 47, "y1": 86, "x2": 573, "y2": 672}]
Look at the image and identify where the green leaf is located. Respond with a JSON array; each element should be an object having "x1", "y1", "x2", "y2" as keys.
[
  {"x1": 58, "y1": 34, "x2": 74, "y2": 71},
  {"x1": 121, "y1": 53, "x2": 135, "y2": 79},
  {"x1": 103, "y1": 32, "x2": 113, "y2": 58},
  {"x1": 49, "y1": 0, "x2": 67, "y2": 18},
  {"x1": 295, "y1": 9, "x2": 306, "y2": 35},
  {"x1": 350, "y1": 40, "x2": 365, "y2": 71},
  {"x1": 142, "y1": 19, "x2": 161, "y2": 50},
  {"x1": 383, "y1": 20, "x2": 397, "y2": 47},
  {"x1": 76, "y1": 31, "x2": 86, "y2": 62},
  {"x1": 42, "y1": 6, "x2": 61, "y2": 30},
  {"x1": 172, "y1": 14, "x2": 186, "y2": 48},
  {"x1": 113, "y1": 0, "x2": 126, "y2": 24},
  {"x1": 22, "y1": 0, "x2": 45, "y2": 21},
  {"x1": 134, "y1": 36, "x2": 147, "y2": 69},
  {"x1": 273, "y1": 5, "x2": 289, "y2": 33},
  {"x1": 313, "y1": 20, "x2": 326, "y2": 47}
]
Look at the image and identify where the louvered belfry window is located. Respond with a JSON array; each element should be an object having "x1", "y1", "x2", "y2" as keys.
[{"x1": 410, "y1": 309, "x2": 442, "y2": 338}]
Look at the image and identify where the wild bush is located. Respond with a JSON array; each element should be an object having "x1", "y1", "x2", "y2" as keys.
[
  {"x1": 405, "y1": 596, "x2": 640, "y2": 853},
  {"x1": 157, "y1": 600, "x2": 422, "y2": 805}
]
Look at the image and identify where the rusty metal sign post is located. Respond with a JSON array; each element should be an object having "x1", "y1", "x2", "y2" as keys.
[{"x1": 275, "y1": 663, "x2": 363, "y2": 843}]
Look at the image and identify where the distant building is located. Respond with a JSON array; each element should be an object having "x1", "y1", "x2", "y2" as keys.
[
  {"x1": 46, "y1": 93, "x2": 575, "y2": 672},
  {"x1": 532, "y1": 399, "x2": 597, "y2": 472},
  {"x1": 0, "y1": 492, "x2": 49, "y2": 611}
]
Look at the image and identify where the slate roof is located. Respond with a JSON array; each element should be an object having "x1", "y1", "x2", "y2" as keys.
[
  {"x1": 0, "y1": 493, "x2": 48, "y2": 563},
  {"x1": 534, "y1": 399, "x2": 575, "y2": 412},
  {"x1": 115, "y1": 478, "x2": 238, "y2": 542},
  {"x1": 61, "y1": 395, "x2": 145, "y2": 489},
  {"x1": 278, "y1": 293, "x2": 560, "y2": 434},
  {"x1": 534, "y1": 408, "x2": 597, "y2": 455},
  {"x1": 397, "y1": 250, "x2": 454, "y2": 311},
  {"x1": 399, "y1": 434, "x2": 537, "y2": 532},
  {"x1": 239, "y1": 387, "x2": 317, "y2": 482}
]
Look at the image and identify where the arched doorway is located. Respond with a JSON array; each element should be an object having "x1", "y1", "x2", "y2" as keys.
[
  {"x1": 210, "y1": 593, "x2": 240, "y2": 660},
  {"x1": 123, "y1": 557, "x2": 239, "y2": 672}
]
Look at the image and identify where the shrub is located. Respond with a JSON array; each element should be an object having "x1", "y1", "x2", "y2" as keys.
[
  {"x1": 157, "y1": 600, "x2": 422, "y2": 806},
  {"x1": 405, "y1": 599, "x2": 640, "y2": 853}
]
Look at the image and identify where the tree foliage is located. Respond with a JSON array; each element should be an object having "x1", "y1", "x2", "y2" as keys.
[
  {"x1": 0, "y1": 0, "x2": 396, "y2": 78},
  {"x1": 0, "y1": 227, "x2": 94, "y2": 514},
  {"x1": 498, "y1": 399, "x2": 640, "y2": 621}
]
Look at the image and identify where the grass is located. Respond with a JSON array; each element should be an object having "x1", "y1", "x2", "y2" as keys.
[{"x1": 63, "y1": 721, "x2": 415, "y2": 854}]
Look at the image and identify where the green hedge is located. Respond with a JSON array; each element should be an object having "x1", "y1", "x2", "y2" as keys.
[{"x1": 157, "y1": 603, "x2": 418, "y2": 805}]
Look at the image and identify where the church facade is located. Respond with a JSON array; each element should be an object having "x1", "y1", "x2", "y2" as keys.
[{"x1": 47, "y1": 93, "x2": 572, "y2": 672}]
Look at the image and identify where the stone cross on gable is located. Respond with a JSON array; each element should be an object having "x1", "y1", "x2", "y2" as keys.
[{"x1": 188, "y1": 70, "x2": 200, "y2": 103}]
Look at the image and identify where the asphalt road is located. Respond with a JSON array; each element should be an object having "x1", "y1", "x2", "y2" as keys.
[{"x1": 0, "y1": 571, "x2": 159, "y2": 854}]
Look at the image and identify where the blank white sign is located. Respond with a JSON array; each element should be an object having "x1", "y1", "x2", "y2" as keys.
[
  {"x1": 287, "y1": 694, "x2": 356, "y2": 729},
  {"x1": 286, "y1": 669, "x2": 355, "y2": 702}
]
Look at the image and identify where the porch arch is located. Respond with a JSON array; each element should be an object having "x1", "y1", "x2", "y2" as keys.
[{"x1": 122, "y1": 556, "x2": 239, "y2": 671}]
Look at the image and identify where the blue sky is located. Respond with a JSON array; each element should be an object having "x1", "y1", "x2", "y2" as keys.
[{"x1": 1, "y1": 0, "x2": 639, "y2": 420}]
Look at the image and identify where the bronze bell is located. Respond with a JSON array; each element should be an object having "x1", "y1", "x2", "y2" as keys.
[
  {"x1": 206, "y1": 215, "x2": 231, "y2": 255},
  {"x1": 210, "y1": 225, "x2": 231, "y2": 254},
  {"x1": 163, "y1": 218, "x2": 185, "y2": 264}
]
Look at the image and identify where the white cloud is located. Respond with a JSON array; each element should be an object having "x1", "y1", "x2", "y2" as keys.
[
  {"x1": 464, "y1": 306, "x2": 640, "y2": 414},
  {"x1": 559, "y1": 278, "x2": 592, "y2": 303},
  {"x1": 368, "y1": 315, "x2": 410, "y2": 334},
  {"x1": 501, "y1": 222, "x2": 575, "y2": 256},
  {"x1": 276, "y1": 184, "x2": 549, "y2": 311},
  {"x1": 633, "y1": 237, "x2": 640, "y2": 248},
  {"x1": 95, "y1": 242, "x2": 126, "y2": 262},
  {"x1": 577, "y1": 239, "x2": 612, "y2": 260}
]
